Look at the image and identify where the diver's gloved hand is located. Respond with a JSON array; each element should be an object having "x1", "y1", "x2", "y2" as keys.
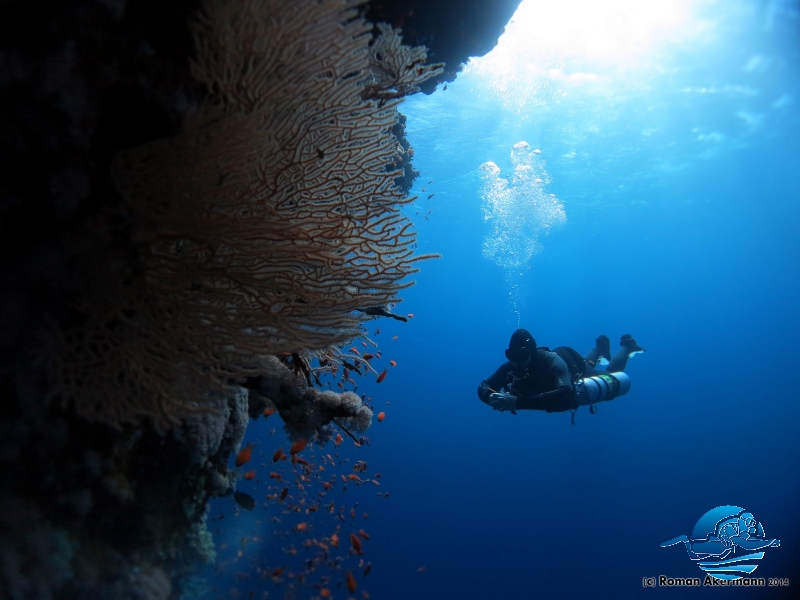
[{"x1": 489, "y1": 392, "x2": 518, "y2": 415}]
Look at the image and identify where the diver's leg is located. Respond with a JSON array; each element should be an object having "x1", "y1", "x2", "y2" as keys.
[
  {"x1": 584, "y1": 335, "x2": 611, "y2": 368},
  {"x1": 608, "y1": 334, "x2": 646, "y2": 372},
  {"x1": 607, "y1": 347, "x2": 629, "y2": 372}
]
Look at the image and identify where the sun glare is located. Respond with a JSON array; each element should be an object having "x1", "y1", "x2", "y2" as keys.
[
  {"x1": 502, "y1": 0, "x2": 695, "y2": 67},
  {"x1": 464, "y1": 0, "x2": 710, "y2": 112}
]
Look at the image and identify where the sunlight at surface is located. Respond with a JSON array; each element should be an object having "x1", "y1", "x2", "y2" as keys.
[
  {"x1": 465, "y1": 0, "x2": 716, "y2": 113},
  {"x1": 507, "y1": 0, "x2": 694, "y2": 66}
]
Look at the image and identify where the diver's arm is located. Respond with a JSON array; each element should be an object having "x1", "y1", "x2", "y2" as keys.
[
  {"x1": 516, "y1": 356, "x2": 577, "y2": 412},
  {"x1": 478, "y1": 364, "x2": 511, "y2": 404}
]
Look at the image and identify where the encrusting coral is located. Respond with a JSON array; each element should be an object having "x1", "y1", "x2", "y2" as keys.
[
  {"x1": 245, "y1": 355, "x2": 373, "y2": 443},
  {"x1": 52, "y1": 0, "x2": 442, "y2": 431}
]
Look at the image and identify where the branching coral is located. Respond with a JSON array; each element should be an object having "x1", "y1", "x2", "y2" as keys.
[{"x1": 52, "y1": 0, "x2": 440, "y2": 431}]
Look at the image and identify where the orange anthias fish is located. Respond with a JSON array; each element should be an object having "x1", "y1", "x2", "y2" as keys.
[
  {"x1": 346, "y1": 571, "x2": 357, "y2": 593},
  {"x1": 330, "y1": 533, "x2": 339, "y2": 547},
  {"x1": 334, "y1": 433, "x2": 343, "y2": 446},
  {"x1": 273, "y1": 448, "x2": 286, "y2": 463},
  {"x1": 376, "y1": 412, "x2": 386, "y2": 422},
  {"x1": 349, "y1": 346, "x2": 360, "y2": 355},
  {"x1": 289, "y1": 439, "x2": 307, "y2": 455},
  {"x1": 389, "y1": 360, "x2": 397, "y2": 367},
  {"x1": 407, "y1": 313, "x2": 414, "y2": 318},
  {"x1": 243, "y1": 470, "x2": 256, "y2": 480},
  {"x1": 362, "y1": 353, "x2": 374, "y2": 361},
  {"x1": 235, "y1": 443, "x2": 256, "y2": 467},
  {"x1": 263, "y1": 407, "x2": 276, "y2": 418},
  {"x1": 376, "y1": 369, "x2": 388, "y2": 383},
  {"x1": 350, "y1": 533, "x2": 363, "y2": 555}
]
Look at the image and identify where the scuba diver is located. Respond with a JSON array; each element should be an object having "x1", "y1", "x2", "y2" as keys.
[{"x1": 477, "y1": 329, "x2": 645, "y2": 416}]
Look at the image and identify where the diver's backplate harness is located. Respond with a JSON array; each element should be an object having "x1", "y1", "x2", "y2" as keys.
[{"x1": 505, "y1": 350, "x2": 631, "y2": 425}]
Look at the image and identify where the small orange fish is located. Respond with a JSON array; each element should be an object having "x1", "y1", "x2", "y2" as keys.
[
  {"x1": 337, "y1": 382, "x2": 344, "y2": 389},
  {"x1": 269, "y1": 472, "x2": 282, "y2": 481},
  {"x1": 391, "y1": 335, "x2": 398, "y2": 340},
  {"x1": 295, "y1": 522, "x2": 308, "y2": 532},
  {"x1": 347, "y1": 474, "x2": 362, "y2": 481},
  {"x1": 358, "y1": 529, "x2": 370, "y2": 540},
  {"x1": 243, "y1": 470, "x2": 256, "y2": 480},
  {"x1": 376, "y1": 412, "x2": 385, "y2": 422},
  {"x1": 272, "y1": 567, "x2": 284, "y2": 577},
  {"x1": 376, "y1": 369, "x2": 388, "y2": 384},
  {"x1": 320, "y1": 589, "x2": 331, "y2": 599},
  {"x1": 335, "y1": 433, "x2": 343, "y2": 446},
  {"x1": 263, "y1": 407, "x2": 276, "y2": 418},
  {"x1": 360, "y1": 341, "x2": 368, "y2": 348},
  {"x1": 273, "y1": 448, "x2": 286, "y2": 463},
  {"x1": 346, "y1": 571, "x2": 357, "y2": 593},
  {"x1": 349, "y1": 347, "x2": 360, "y2": 355},
  {"x1": 289, "y1": 439, "x2": 307, "y2": 455},
  {"x1": 407, "y1": 313, "x2": 414, "y2": 318},
  {"x1": 389, "y1": 360, "x2": 397, "y2": 367},
  {"x1": 350, "y1": 533, "x2": 363, "y2": 555},
  {"x1": 235, "y1": 443, "x2": 256, "y2": 467},
  {"x1": 280, "y1": 488, "x2": 288, "y2": 501},
  {"x1": 323, "y1": 482, "x2": 332, "y2": 490},
  {"x1": 330, "y1": 532, "x2": 339, "y2": 546},
  {"x1": 363, "y1": 353, "x2": 374, "y2": 360}
]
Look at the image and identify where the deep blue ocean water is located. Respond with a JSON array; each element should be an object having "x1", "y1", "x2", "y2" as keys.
[{"x1": 198, "y1": 1, "x2": 799, "y2": 598}]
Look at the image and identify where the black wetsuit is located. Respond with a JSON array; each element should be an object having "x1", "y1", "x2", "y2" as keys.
[{"x1": 477, "y1": 348, "x2": 578, "y2": 412}]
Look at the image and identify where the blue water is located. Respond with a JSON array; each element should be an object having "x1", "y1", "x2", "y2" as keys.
[{"x1": 199, "y1": 2, "x2": 799, "y2": 598}]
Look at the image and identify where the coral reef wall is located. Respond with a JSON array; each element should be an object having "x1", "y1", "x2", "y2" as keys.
[{"x1": 0, "y1": 0, "x2": 520, "y2": 598}]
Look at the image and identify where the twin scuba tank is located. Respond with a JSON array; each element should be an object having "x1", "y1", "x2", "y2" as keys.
[{"x1": 575, "y1": 371, "x2": 631, "y2": 406}]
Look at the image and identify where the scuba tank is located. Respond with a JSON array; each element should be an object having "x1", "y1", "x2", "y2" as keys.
[{"x1": 575, "y1": 372, "x2": 630, "y2": 406}]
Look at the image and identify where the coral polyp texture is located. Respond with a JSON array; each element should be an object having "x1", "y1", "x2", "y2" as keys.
[{"x1": 54, "y1": 0, "x2": 441, "y2": 430}]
